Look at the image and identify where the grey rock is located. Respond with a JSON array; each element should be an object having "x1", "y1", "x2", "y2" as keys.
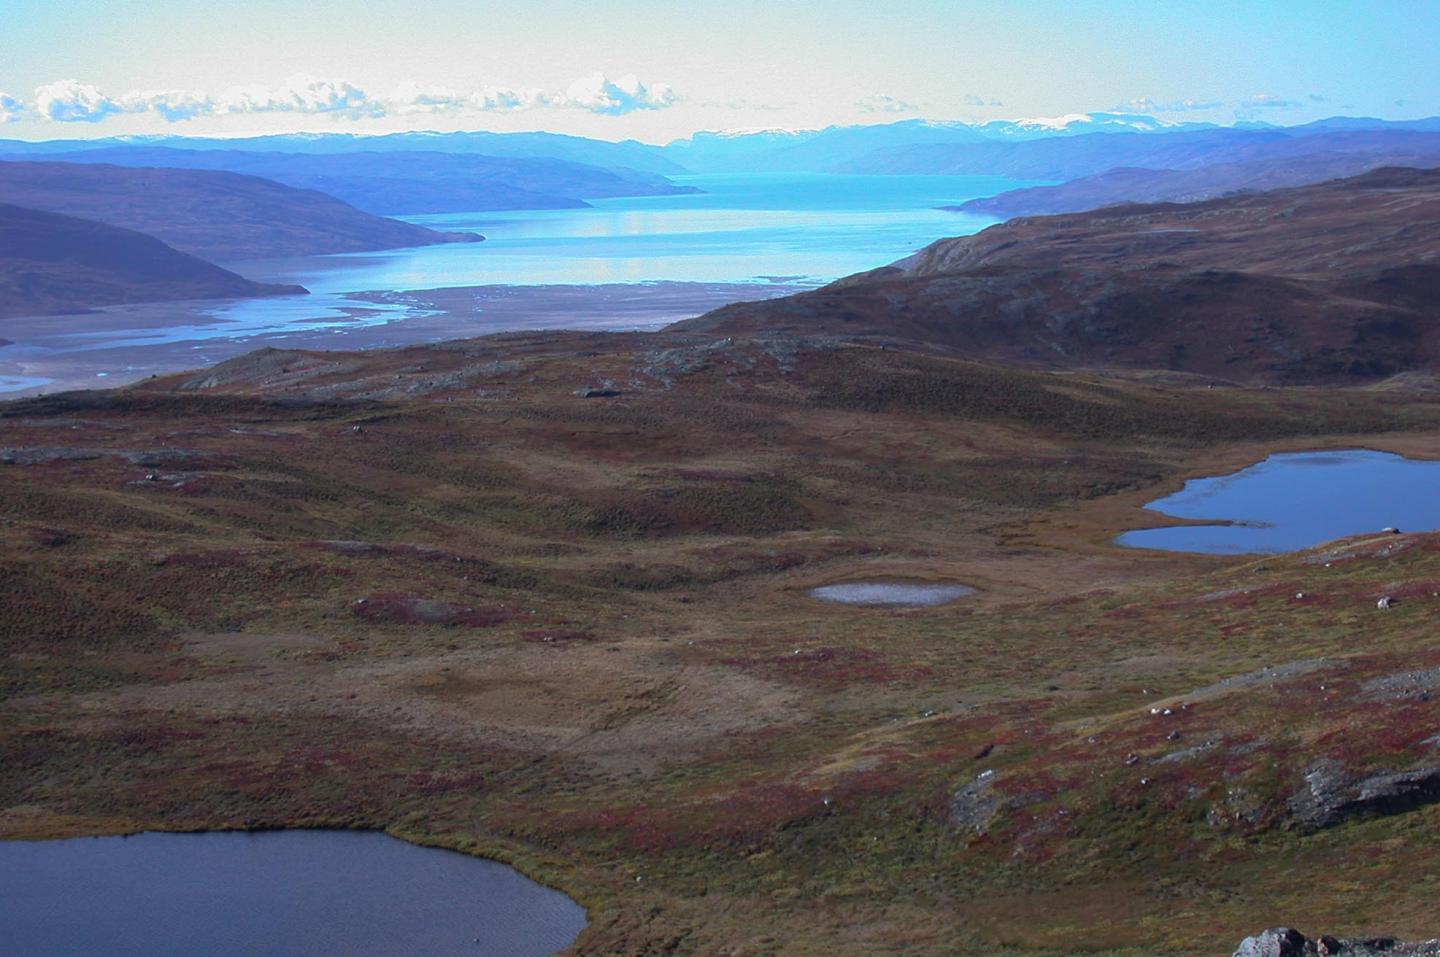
[
  {"x1": 1288, "y1": 759, "x2": 1440, "y2": 829},
  {"x1": 1234, "y1": 929, "x2": 1440, "y2": 957},
  {"x1": 1234, "y1": 928, "x2": 1315, "y2": 957},
  {"x1": 949, "y1": 770, "x2": 1001, "y2": 835}
]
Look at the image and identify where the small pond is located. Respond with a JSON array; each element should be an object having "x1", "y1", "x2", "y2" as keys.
[
  {"x1": 810, "y1": 582, "x2": 976, "y2": 606},
  {"x1": 1116, "y1": 449, "x2": 1440, "y2": 555},
  {"x1": 0, "y1": 830, "x2": 586, "y2": 957}
]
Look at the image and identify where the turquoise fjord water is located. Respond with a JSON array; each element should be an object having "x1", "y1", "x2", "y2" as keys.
[
  {"x1": 236, "y1": 172, "x2": 1029, "y2": 293},
  {"x1": 1117, "y1": 450, "x2": 1440, "y2": 555},
  {"x1": 0, "y1": 172, "x2": 1034, "y2": 395},
  {"x1": 0, "y1": 831, "x2": 586, "y2": 957}
]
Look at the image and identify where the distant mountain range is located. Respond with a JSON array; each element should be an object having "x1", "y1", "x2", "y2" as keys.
[
  {"x1": 0, "y1": 147, "x2": 699, "y2": 217},
  {"x1": 951, "y1": 137, "x2": 1440, "y2": 218},
  {"x1": 0, "y1": 203, "x2": 304, "y2": 318},
  {"x1": 676, "y1": 167, "x2": 1440, "y2": 384},
  {"x1": 6, "y1": 115, "x2": 1439, "y2": 187},
  {"x1": 0, "y1": 130, "x2": 690, "y2": 176},
  {"x1": 0, "y1": 161, "x2": 483, "y2": 262}
]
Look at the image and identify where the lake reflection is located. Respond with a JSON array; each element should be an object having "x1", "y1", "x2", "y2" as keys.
[
  {"x1": 0, "y1": 830, "x2": 586, "y2": 957},
  {"x1": 1117, "y1": 449, "x2": 1440, "y2": 554}
]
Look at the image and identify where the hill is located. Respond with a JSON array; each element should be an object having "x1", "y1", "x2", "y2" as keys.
[
  {"x1": 0, "y1": 148, "x2": 699, "y2": 216},
  {"x1": 0, "y1": 129, "x2": 688, "y2": 175},
  {"x1": 4, "y1": 329, "x2": 1440, "y2": 955},
  {"x1": 953, "y1": 138, "x2": 1440, "y2": 218},
  {"x1": 676, "y1": 167, "x2": 1440, "y2": 383},
  {"x1": 0, "y1": 203, "x2": 304, "y2": 317},
  {"x1": 0, "y1": 161, "x2": 483, "y2": 262},
  {"x1": 841, "y1": 127, "x2": 1440, "y2": 181}
]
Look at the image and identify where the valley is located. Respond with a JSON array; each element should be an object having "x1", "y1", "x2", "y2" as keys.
[{"x1": 3, "y1": 100, "x2": 1440, "y2": 956}]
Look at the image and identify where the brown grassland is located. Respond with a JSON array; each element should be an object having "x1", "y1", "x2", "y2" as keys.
[{"x1": 3, "y1": 331, "x2": 1440, "y2": 955}]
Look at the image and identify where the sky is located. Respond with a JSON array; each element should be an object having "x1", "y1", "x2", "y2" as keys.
[{"x1": 1, "y1": 0, "x2": 1437, "y2": 143}]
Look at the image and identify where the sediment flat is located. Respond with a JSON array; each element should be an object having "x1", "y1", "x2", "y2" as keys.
[{"x1": 0, "y1": 280, "x2": 805, "y2": 396}]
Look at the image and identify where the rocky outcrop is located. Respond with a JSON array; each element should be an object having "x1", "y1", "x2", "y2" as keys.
[
  {"x1": 1235, "y1": 928, "x2": 1440, "y2": 957},
  {"x1": 1288, "y1": 759, "x2": 1440, "y2": 830},
  {"x1": 948, "y1": 770, "x2": 1003, "y2": 834}
]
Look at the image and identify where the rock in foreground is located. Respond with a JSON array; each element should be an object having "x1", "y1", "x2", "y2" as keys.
[{"x1": 1236, "y1": 928, "x2": 1440, "y2": 957}]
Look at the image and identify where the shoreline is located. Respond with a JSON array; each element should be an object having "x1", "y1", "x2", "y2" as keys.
[{"x1": 0, "y1": 279, "x2": 808, "y2": 398}]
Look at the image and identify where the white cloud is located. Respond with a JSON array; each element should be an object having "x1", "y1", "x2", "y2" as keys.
[
  {"x1": 0, "y1": 92, "x2": 24, "y2": 123},
  {"x1": 1117, "y1": 96, "x2": 1224, "y2": 113},
  {"x1": 24, "y1": 72, "x2": 677, "y2": 124},
  {"x1": 470, "y1": 86, "x2": 548, "y2": 112},
  {"x1": 219, "y1": 74, "x2": 384, "y2": 118},
  {"x1": 34, "y1": 79, "x2": 122, "y2": 122},
  {"x1": 1245, "y1": 93, "x2": 1302, "y2": 110},
  {"x1": 858, "y1": 94, "x2": 918, "y2": 114},
  {"x1": 387, "y1": 82, "x2": 547, "y2": 115},
  {"x1": 387, "y1": 82, "x2": 471, "y2": 115},
  {"x1": 962, "y1": 94, "x2": 1003, "y2": 108},
  {"x1": 119, "y1": 88, "x2": 215, "y2": 122},
  {"x1": 561, "y1": 73, "x2": 675, "y2": 115}
]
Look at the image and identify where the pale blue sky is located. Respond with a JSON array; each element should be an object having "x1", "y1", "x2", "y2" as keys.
[{"x1": 1, "y1": 0, "x2": 1436, "y2": 141}]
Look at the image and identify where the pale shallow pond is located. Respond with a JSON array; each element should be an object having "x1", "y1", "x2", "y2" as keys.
[
  {"x1": 1116, "y1": 449, "x2": 1440, "y2": 555},
  {"x1": 0, "y1": 830, "x2": 586, "y2": 957},
  {"x1": 810, "y1": 582, "x2": 977, "y2": 606}
]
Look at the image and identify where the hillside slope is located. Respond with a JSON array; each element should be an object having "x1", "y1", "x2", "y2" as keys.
[
  {"x1": 843, "y1": 128, "x2": 1440, "y2": 180},
  {"x1": 0, "y1": 148, "x2": 698, "y2": 216},
  {"x1": 677, "y1": 167, "x2": 1440, "y2": 383},
  {"x1": 0, "y1": 161, "x2": 482, "y2": 262},
  {"x1": 954, "y1": 149, "x2": 1440, "y2": 219},
  {"x1": 4, "y1": 330, "x2": 1440, "y2": 955},
  {"x1": 0, "y1": 203, "x2": 304, "y2": 317}
]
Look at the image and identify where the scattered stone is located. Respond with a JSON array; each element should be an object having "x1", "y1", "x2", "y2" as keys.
[
  {"x1": 1234, "y1": 929, "x2": 1440, "y2": 957},
  {"x1": 1361, "y1": 667, "x2": 1440, "y2": 702},
  {"x1": 949, "y1": 770, "x2": 1001, "y2": 835},
  {"x1": 1154, "y1": 739, "x2": 1219, "y2": 765},
  {"x1": 1234, "y1": 927, "x2": 1313, "y2": 957}
]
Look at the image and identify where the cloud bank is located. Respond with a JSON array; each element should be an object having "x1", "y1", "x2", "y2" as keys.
[
  {"x1": 563, "y1": 73, "x2": 675, "y2": 115},
  {"x1": 34, "y1": 80, "x2": 123, "y2": 123},
  {"x1": 1246, "y1": 93, "x2": 1303, "y2": 110},
  {"x1": 0, "y1": 92, "x2": 24, "y2": 123},
  {"x1": 19, "y1": 72, "x2": 680, "y2": 124},
  {"x1": 1117, "y1": 96, "x2": 1225, "y2": 113},
  {"x1": 858, "y1": 94, "x2": 918, "y2": 114}
]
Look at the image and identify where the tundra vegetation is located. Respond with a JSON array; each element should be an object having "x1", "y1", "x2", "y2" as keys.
[{"x1": 4, "y1": 329, "x2": 1440, "y2": 955}]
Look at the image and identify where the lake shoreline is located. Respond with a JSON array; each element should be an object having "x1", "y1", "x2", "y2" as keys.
[
  {"x1": 0, "y1": 826, "x2": 589, "y2": 957},
  {"x1": 0, "y1": 279, "x2": 805, "y2": 397}
]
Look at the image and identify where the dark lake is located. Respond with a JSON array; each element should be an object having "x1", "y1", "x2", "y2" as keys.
[
  {"x1": 0, "y1": 830, "x2": 586, "y2": 957},
  {"x1": 1116, "y1": 449, "x2": 1440, "y2": 554}
]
